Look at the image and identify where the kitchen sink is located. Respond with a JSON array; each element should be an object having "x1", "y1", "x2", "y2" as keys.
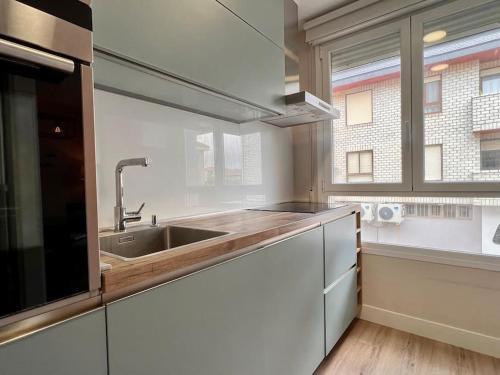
[{"x1": 99, "y1": 225, "x2": 230, "y2": 261}]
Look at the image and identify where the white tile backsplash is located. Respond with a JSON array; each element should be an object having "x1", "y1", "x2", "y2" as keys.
[{"x1": 94, "y1": 90, "x2": 294, "y2": 228}]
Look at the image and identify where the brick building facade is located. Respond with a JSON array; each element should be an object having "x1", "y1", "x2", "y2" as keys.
[{"x1": 331, "y1": 58, "x2": 500, "y2": 184}]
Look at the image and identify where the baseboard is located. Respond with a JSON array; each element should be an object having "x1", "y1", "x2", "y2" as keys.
[{"x1": 360, "y1": 304, "x2": 500, "y2": 359}]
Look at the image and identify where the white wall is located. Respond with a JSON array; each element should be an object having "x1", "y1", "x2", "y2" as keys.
[
  {"x1": 360, "y1": 254, "x2": 500, "y2": 358},
  {"x1": 93, "y1": 90, "x2": 294, "y2": 228}
]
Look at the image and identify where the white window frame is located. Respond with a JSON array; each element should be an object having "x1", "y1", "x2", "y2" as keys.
[
  {"x1": 319, "y1": 0, "x2": 500, "y2": 195},
  {"x1": 320, "y1": 19, "x2": 413, "y2": 193}
]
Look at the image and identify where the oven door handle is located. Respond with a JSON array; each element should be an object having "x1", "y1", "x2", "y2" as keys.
[{"x1": 0, "y1": 38, "x2": 74, "y2": 74}]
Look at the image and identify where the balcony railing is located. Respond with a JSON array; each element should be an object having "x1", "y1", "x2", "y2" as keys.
[{"x1": 472, "y1": 92, "x2": 500, "y2": 133}]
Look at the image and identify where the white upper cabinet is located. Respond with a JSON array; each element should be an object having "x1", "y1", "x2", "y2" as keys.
[
  {"x1": 216, "y1": 0, "x2": 284, "y2": 47},
  {"x1": 92, "y1": 0, "x2": 285, "y2": 117}
]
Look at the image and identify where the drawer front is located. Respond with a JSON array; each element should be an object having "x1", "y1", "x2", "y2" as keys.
[
  {"x1": 324, "y1": 267, "x2": 358, "y2": 354},
  {"x1": 324, "y1": 214, "x2": 357, "y2": 287}
]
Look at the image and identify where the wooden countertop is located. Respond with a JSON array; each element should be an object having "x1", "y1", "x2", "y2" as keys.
[{"x1": 100, "y1": 205, "x2": 359, "y2": 301}]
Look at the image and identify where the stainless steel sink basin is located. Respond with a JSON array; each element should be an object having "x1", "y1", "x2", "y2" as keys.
[{"x1": 99, "y1": 225, "x2": 230, "y2": 261}]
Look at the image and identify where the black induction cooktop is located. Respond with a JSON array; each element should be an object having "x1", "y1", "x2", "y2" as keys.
[{"x1": 246, "y1": 202, "x2": 347, "y2": 214}]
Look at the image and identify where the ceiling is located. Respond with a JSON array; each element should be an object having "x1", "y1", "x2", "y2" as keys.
[{"x1": 295, "y1": 0, "x2": 359, "y2": 27}]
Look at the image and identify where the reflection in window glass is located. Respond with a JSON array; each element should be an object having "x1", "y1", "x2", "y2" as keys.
[
  {"x1": 223, "y1": 133, "x2": 262, "y2": 185},
  {"x1": 331, "y1": 32, "x2": 402, "y2": 184},
  {"x1": 223, "y1": 133, "x2": 242, "y2": 185},
  {"x1": 184, "y1": 130, "x2": 215, "y2": 186},
  {"x1": 329, "y1": 196, "x2": 500, "y2": 257},
  {"x1": 242, "y1": 133, "x2": 262, "y2": 185},
  {"x1": 423, "y1": 2, "x2": 500, "y2": 182}
]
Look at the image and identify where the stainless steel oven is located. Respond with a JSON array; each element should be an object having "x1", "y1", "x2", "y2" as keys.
[{"x1": 0, "y1": 0, "x2": 99, "y2": 326}]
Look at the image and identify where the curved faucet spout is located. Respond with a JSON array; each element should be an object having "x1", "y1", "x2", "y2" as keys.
[
  {"x1": 114, "y1": 157, "x2": 151, "y2": 231},
  {"x1": 116, "y1": 157, "x2": 151, "y2": 173}
]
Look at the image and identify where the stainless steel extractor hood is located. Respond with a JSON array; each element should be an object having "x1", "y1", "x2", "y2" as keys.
[
  {"x1": 261, "y1": 0, "x2": 339, "y2": 127},
  {"x1": 262, "y1": 91, "x2": 339, "y2": 127}
]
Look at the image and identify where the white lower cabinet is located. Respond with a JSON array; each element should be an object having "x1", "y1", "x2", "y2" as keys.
[
  {"x1": 106, "y1": 227, "x2": 325, "y2": 375},
  {"x1": 0, "y1": 308, "x2": 108, "y2": 375}
]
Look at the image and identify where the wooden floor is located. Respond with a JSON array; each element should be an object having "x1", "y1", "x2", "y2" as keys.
[{"x1": 315, "y1": 319, "x2": 500, "y2": 375}]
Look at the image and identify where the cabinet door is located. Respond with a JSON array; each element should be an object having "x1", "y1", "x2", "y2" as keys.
[
  {"x1": 92, "y1": 0, "x2": 284, "y2": 114},
  {"x1": 106, "y1": 228, "x2": 324, "y2": 375},
  {"x1": 0, "y1": 308, "x2": 107, "y2": 375},
  {"x1": 325, "y1": 267, "x2": 358, "y2": 354},
  {"x1": 216, "y1": 0, "x2": 284, "y2": 47},
  {"x1": 324, "y1": 214, "x2": 357, "y2": 287}
]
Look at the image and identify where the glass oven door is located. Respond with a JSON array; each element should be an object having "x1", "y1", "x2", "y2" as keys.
[{"x1": 0, "y1": 50, "x2": 90, "y2": 318}]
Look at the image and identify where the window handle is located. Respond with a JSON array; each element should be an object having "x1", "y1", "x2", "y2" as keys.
[{"x1": 404, "y1": 121, "x2": 412, "y2": 146}]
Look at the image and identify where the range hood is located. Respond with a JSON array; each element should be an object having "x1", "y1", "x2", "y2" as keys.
[
  {"x1": 262, "y1": 91, "x2": 339, "y2": 127},
  {"x1": 260, "y1": 0, "x2": 339, "y2": 128}
]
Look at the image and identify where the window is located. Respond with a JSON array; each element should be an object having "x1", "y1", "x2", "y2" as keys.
[
  {"x1": 421, "y1": 3, "x2": 500, "y2": 185},
  {"x1": 423, "y1": 76, "x2": 441, "y2": 114},
  {"x1": 480, "y1": 139, "x2": 500, "y2": 170},
  {"x1": 346, "y1": 150, "x2": 373, "y2": 182},
  {"x1": 481, "y1": 67, "x2": 500, "y2": 95},
  {"x1": 425, "y1": 144, "x2": 442, "y2": 181},
  {"x1": 345, "y1": 90, "x2": 372, "y2": 126},
  {"x1": 319, "y1": 1, "x2": 500, "y2": 258},
  {"x1": 326, "y1": 23, "x2": 408, "y2": 187}
]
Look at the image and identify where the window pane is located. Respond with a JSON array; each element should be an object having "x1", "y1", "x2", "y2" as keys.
[
  {"x1": 482, "y1": 74, "x2": 500, "y2": 95},
  {"x1": 346, "y1": 90, "x2": 372, "y2": 125},
  {"x1": 425, "y1": 145, "x2": 442, "y2": 181},
  {"x1": 423, "y1": 77, "x2": 442, "y2": 114},
  {"x1": 347, "y1": 152, "x2": 360, "y2": 174},
  {"x1": 359, "y1": 151, "x2": 373, "y2": 173},
  {"x1": 329, "y1": 196, "x2": 500, "y2": 257},
  {"x1": 480, "y1": 138, "x2": 500, "y2": 170},
  {"x1": 425, "y1": 80, "x2": 440, "y2": 103},
  {"x1": 331, "y1": 32, "x2": 402, "y2": 184},
  {"x1": 422, "y1": 2, "x2": 500, "y2": 183}
]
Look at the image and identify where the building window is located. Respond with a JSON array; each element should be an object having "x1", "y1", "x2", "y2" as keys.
[
  {"x1": 345, "y1": 90, "x2": 372, "y2": 126},
  {"x1": 424, "y1": 76, "x2": 442, "y2": 114},
  {"x1": 425, "y1": 144, "x2": 442, "y2": 181},
  {"x1": 480, "y1": 139, "x2": 500, "y2": 170},
  {"x1": 347, "y1": 150, "x2": 373, "y2": 182},
  {"x1": 480, "y1": 67, "x2": 500, "y2": 95}
]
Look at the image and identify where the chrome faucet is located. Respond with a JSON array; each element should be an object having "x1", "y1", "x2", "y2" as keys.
[{"x1": 114, "y1": 157, "x2": 151, "y2": 231}]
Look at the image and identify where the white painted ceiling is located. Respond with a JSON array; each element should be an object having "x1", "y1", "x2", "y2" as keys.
[{"x1": 295, "y1": 0, "x2": 358, "y2": 27}]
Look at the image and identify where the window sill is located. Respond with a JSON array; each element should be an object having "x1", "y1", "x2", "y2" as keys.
[{"x1": 362, "y1": 241, "x2": 500, "y2": 272}]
